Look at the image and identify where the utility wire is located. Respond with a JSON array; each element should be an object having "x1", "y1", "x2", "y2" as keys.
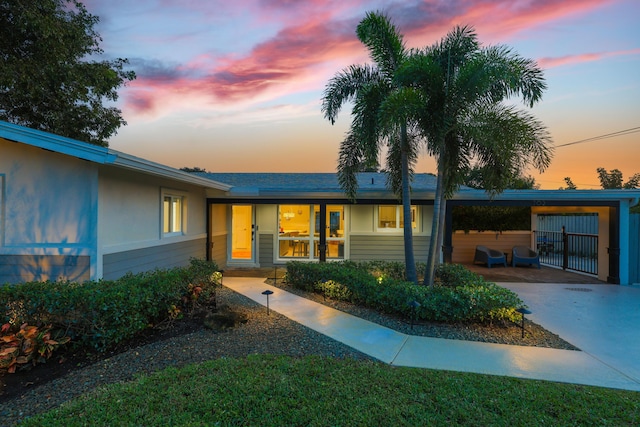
[{"x1": 555, "y1": 126, "x2": 640, "y2": 148}]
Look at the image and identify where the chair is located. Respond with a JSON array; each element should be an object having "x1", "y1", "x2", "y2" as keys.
[
  {"x1": 512, "y1": 246, "x2": 541, "y2": 268},
  {"x1": 473, "y1": 245, "x2": 507, "y2": 268}
]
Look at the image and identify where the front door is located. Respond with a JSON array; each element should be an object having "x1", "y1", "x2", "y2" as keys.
[{"x1": 231, "y1": 205, "x2": 254, "y2": 261}]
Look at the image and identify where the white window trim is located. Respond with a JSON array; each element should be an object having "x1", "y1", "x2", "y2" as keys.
[
  {"x1": 375, "y1": 205, "x2": 419, "y2": 232},
  {"x1": 161, "y1": 189, "x2": 188, "y2": 237}
]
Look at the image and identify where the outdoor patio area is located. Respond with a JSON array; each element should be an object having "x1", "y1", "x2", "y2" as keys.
[{"x1": 463, "y1": 263, "x2": 605, "y2": 284}]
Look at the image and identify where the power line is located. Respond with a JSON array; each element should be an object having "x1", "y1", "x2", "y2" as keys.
[{"x1": 555, "y1": 126, "x2": 640, "y2": 148}]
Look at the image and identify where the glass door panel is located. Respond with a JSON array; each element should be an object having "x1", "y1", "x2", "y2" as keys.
[
  {"x1": 326, "y1": 205, "x2": 345, "y2": 259},
  {"x1": 231, "y1": 205, "x2": 253, "y2": 260},
  {"x1": 278, "y1": 204, "x2": 313, "y2": 259}
]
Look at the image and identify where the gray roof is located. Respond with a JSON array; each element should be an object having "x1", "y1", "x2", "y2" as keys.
[
  {"x1": 198, "y1": 172, "x2": 439, "y2": 199},
  {"x1": 199, "y1": 172, "x2": 640, "y2": 206}
]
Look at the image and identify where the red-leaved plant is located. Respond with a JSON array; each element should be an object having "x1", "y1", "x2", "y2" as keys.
[{"x1": 0, "y1": 323, "x2": 70, "y2": 375}]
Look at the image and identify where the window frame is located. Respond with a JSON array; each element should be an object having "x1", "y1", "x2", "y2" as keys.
[
  {"x1": 162, "y1": 190, "x2": 187, "y2": 237},
  {"x1": 376, "y1": 205, "x2": 418, "y2": 232}
]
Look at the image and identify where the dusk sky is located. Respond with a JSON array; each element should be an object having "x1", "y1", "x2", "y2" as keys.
[{"x1": 84, "y1": 0, "x2": 639, "y2": 189}]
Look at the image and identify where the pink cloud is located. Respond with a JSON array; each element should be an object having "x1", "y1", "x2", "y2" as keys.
[
  {"x1": 400, "y1": 0, "x2": 612, "y2": 45},
  {"x1": 538, "y1": 49, "x2": 640, "y2": 69},
  {"x1": 122, "y1": 0, "x2": 616, "y2": 116}
]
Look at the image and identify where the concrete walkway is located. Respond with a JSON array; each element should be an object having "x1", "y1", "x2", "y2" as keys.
[{"x1": 223, "y1": 277, "x2": 640, "y2": 391}]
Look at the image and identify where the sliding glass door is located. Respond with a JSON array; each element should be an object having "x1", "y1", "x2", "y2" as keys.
[{"x1": 277, "y1": 204, "x2": 345, "y2": 260}]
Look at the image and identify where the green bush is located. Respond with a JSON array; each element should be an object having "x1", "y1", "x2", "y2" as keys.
[
  {"x1": 0, "y1": 258, "x2": 219, "y2": 352},
  {"x1": 285, "y1": 261, "x2": 523, "y2": 324},
  {"x1": 435, "y1": 263, "x2": 483, "y2": 287}
]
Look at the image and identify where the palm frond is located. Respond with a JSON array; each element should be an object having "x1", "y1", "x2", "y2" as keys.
[
  {"x1": 321, "y1": 64, "x2": 379, "y2": 124},
  {"x1": 356, "y1": 11, "x2": 406, "y2": 78},
  {"x1": 337, "y1": 131, "x2": 365, "y2": 201},
  {"x1": 476, "y1": 45, "x2": 547, "y2": 107},
  {"x1": 462, "y1": 103, "x2": 553, "y2": 196}
]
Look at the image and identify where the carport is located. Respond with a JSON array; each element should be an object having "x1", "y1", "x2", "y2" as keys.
[{"x1": 443, "y1": 188, "x2": 640, "y2": 285}]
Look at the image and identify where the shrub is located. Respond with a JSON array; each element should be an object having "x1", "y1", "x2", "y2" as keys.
[
  {"x1": 0, "y1": 258, "x2": 219, "y2": 353},
  {"x1": 435, "y1": 263, "x2": 484, "y2": 287},
  {"x1": 0, "y1": 323, "x2": 70, "y2": 376},
  {"x1": 285, "y1": 261, "x2": 524, "y2": 324}
]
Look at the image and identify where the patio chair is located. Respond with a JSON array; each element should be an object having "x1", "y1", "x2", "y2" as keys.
[
  {"x1": 512, "y1": 246, "x2": 541, "y2": 268},
  {"x1": 473, "y1": 245, "x2": 507, "y2": 268}
]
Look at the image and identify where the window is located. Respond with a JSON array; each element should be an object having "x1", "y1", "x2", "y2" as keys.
[
  {"x1": 278, "y1": 204, "x2": 313, "y2": 258},
  {"x1": 163, "y1": 194, "x2": 184, "y2": 235},
  {"x1": 277, "y1": 204, "x2": 347, "y2": 259},
  {"x1": 377, "y1": 205, "x2": 417, "y2": 230}
]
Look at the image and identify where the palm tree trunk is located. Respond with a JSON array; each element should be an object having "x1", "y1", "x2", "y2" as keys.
[
  {"x1": 435, "y1": 185, "x2": 447, "y2": 267},
  {"x1": 400, "y1": 124, "x2": 417, "y2": 283},
  {"x1": 423, "y1": 154, "x2": 445, "y2": 285}
]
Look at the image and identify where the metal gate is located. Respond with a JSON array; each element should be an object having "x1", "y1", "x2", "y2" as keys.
[{"x1": 535, "y1": 227, "x2": 598, "y2": 275}]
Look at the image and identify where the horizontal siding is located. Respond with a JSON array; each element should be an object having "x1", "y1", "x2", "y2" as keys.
[
  {"x1": 452, "y1": 231, "x2": 531, "y2": 264},
  {"x1": 350, "y1": 235, "x2": 429, "y2": 262},
  {"x1": 259, "y1": 233, "x2": 274, "y2": 267},
  {"x1": 0, "y1": 255, "x2": 90, "y2": 285},
  {"x1": 103, "y1": 238, "x2": 206, "y2": 280},
  {"x1": 210, "y1": 234, "x2": 227, "y2": 269}
]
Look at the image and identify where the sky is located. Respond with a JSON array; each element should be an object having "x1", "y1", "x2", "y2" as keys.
[{"x1": 83, "y1": 0, "x2": 639, "y2": 190}]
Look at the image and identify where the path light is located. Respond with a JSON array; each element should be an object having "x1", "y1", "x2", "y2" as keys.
[
  {"x1": 408, "y1": 300, "x2": 421, "y2": 330},
  {"x1": 516, "y1": 307, "x2": 532, "y2": 338},
  {"x1": 211, "y1": 270, "x2": 223, "y2": 308},
  {"x1": 262, "y1": 289, "x2": 274, "y2": 315},
  {"x1": 273, "y1": 266, "x2": 278, "y2": 284}
]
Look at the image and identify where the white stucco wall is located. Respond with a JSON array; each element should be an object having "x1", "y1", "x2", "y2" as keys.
[
  {"x1": 0, "y1": 138, "x2": 97, "y2": 255},
  {"x1": 0, "y1": 138, "x2": 98, "y2": 282},
  {"x1": 98, "y1": 167, "x2": 209, "y2": 252}
]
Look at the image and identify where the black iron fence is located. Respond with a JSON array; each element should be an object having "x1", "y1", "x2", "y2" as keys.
[{"x1": 534, "y1": 227, "x2": 598, "y2": 275}]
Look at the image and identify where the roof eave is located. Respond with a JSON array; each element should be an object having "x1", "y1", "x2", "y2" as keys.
[
  {"x1": 0, "y1": 121, "x2": 231, "y2": 191},
  {"x1": 112, "y1": 152, "x2": 231, "y2": 190}
]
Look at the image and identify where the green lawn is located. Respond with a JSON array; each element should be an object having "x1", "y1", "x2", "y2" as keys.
[{"x1": 22, "y1": 355, "x2": 639, "y2": 426}]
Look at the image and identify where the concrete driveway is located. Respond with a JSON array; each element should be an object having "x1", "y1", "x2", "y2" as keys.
[{"x1": 500, "y1": 282, "x2": 640, "y2": 385}]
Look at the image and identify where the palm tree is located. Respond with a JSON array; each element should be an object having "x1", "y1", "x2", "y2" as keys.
[
  {"x1": 321, "y1": 12, "x2": 422, "y2": 283},
  {"x1": 393, "y1": 26, "x2": 553, "y2": 285}
]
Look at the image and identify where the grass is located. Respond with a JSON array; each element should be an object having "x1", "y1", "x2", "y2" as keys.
[{"x1": 21, "y1": 355, "x2": 639, "y2": 426}]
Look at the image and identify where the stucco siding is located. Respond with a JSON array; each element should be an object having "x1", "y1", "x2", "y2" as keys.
[
  {"x1": 1, "y1": 139, "x2": 97, "y2": 247},
  {"x1": 349, "y1": 235, "x2": 429, "y2": 261},
  {"x1": 0, "y1": 255, "x2": 90, "y2": 285},
  {"x1": 0, "y1": 138, "x2": 98, "y2": 283},
  {"x1": 98, "y1": 167, "x2": 208, "y2": 247},
  {"x1": 103, "y1": 238, "x2": 206, "y2": 280}
]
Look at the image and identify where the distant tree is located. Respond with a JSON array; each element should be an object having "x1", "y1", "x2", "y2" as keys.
[
  {"x1": 463, "y1": 167, "x2": 538, "y2": 190},
  {"x1": 180, "y1": 167, "x2": 209, "y2": 173},
  {"x1": 597, "y1": 167, "x2": 640, "y2": 189},
  {"x1": 0, "y1": 0, "x2": 135, "y2": 146},
  {"x1": 561, "y1": 177, "x2": 578, "y2": 190},
  {"x1": 597, "y1": 168, "x2": 623, "y2": 189}
]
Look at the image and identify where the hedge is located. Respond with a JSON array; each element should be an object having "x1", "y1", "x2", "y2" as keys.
[
  {"x1": 285, "y1": 261, "x2": 524, "y2": 323},
  {"x1": 0, "y1": 258, "x2": 219, "y2": 353}
]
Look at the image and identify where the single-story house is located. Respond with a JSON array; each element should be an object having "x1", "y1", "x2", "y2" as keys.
[
  {"x1": 2, "y1": 121, "x2": 639, "y2": 285},
  {"x1": 0, "y1": 121, "x2": 230, "y2": 284},
  {"x1": 202, "y1": 173, "x2": 639, "y2": 285}
]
